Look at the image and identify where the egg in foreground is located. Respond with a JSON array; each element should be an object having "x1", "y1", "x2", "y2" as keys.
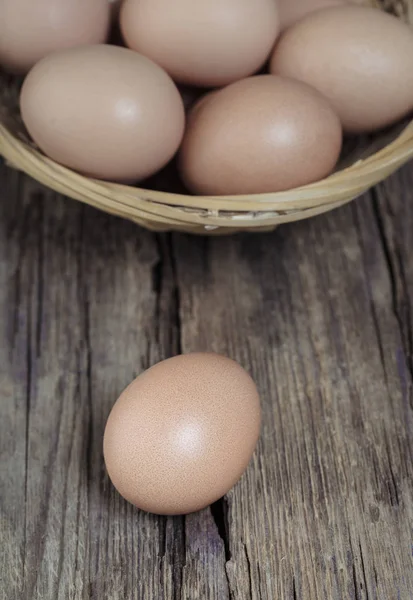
[{"x1": 103, "y1": 353, "x2": 261, "y2": 515}]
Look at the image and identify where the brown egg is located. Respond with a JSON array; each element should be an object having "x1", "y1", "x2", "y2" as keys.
[
  {"x1": 20, "y1": 45, "x2": 185, "y2": 182},
  {"x1": 179, "y1": 75, "x2": 342, "y2": 196},
  {"x1": 278, "y1": 0, "x2": 346, "y2": 31},
  {"x1": 0, "y1": 0, "x2": 110, "y2": 74},
  {"x1": 120, "y1": 0, "x2": 280, "y2": 87},
  {"x1": 103, "y1": 354, "x2": 261, "y2": 515},
  {"x1": 270, "y1": 5, "x2": 413, "y2": 133}
]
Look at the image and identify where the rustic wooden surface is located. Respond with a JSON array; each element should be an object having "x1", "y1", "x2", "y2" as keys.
[{"x1": 0, "y1": 158, "x2": 412, "y2": 600}]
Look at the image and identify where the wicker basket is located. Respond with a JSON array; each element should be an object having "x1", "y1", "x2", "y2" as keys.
[{"x1": 1, "y1": 0, "x2": 412, "y2": 235}]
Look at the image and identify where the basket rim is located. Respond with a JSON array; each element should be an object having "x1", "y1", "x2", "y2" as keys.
[{"x1": 1, "y1": 118, "x2": 412, "y2": 212}]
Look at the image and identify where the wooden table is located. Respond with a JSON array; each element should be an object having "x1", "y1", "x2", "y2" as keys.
[{"x1": 1, "y1": 159, "x2": 412, "y2": 600}]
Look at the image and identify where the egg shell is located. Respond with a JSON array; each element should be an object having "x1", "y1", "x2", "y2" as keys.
[
  {"x1": 120, "y1": 0, "x2": 280, "y2": 87},
  {"x1": 270, "y1": 5, "x2": 413, "y2": 133},
  {"x1": 178, "y1": 75, "x2": 342, "y2": 196},
  {"x1": 0, "y1": 0, "x2": 110, "y2": 74},
  {"x1": 278, "y1": 0, "x2": 346, "y2": 31},
  {"x1": 20, "y1": 45, "x2": 185, "y2": 182},
  {"x1": 103, "y1": 353, "x2": 261, "y2": 516}
]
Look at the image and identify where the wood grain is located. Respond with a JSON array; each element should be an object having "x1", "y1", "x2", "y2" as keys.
[{"x1": 0, "y1": 159, "x2": 412, "y2": 599}]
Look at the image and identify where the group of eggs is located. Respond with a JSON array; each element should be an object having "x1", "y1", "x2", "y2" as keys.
[{"x1": 1, "y1": 0, "x2": 413, "y2": 197}]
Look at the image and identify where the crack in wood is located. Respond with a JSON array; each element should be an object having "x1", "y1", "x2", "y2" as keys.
[
  {"x1": 24, "y1": 197, "x2": 44, "y2": 597},
  {"x1": 293, "y1": 577, "x2": 298, "y2": 600},
  {"x1": 152, "y1": 233, "x2": 182, "y2": 359},
  {"x1": 352, "y1": 204, "x2": 389, "y2": 386},
  {"x1": 211, "y1": 498, "x2": 231, "y2": 563},
  {"x1": 77, "y1": 207, "x2": 95, "y2": 600},
  {"x1": 383, "y1": 429, "x2": 400, "y2": 507},
  {"x1": 22, "y1": 193, "x2": 44, "y2": 599},
  {"x1": 54, "y1": 413, "x2": 76, "y2": 599},
  {"x1": 22, "y1": 279, "x2": 31, "y2": 595},
  {"x1": 34, "y1": 194, "x2": 44, "y2": 359},
  {"x1": 169, "y1": 234, "x2": 183, "y2": 357},
  {"x1": 371, "y1": 188, "x2": 413, "y2": 411},
  {"x1": 257, "y1": 561, "x2": 265, "y2": 600},
  {"x1": 158, "y1": 518, "x2": 167, "y2": 561},
  {"x1": 352, "y1": 560, "x2": 360, "y2": 600},
  {"x1": 152, "y1": 233, "x2": 164, "y2": 362},
  {"x1": 359, "y1": 541, "x2": 371, "y2": 600},
  {"x1": 78, "y1": 207, "x2": 93, "y2": 501},
  {"x1": 243, "y1": 542, "x2": 254, "y2": 600},
  {"x1": 178, "y1": 516, "x2": 187, "y2": 600}
]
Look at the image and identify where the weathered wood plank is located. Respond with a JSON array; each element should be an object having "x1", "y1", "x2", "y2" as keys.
[
  {"x1": 1, "y1": 158, "x2": 412, "y2": 600},
  {"x1": 173, "y1": 162, "x2": 413, "y2": 599},
  {"x1": 0, "y1": 170, "x2": 90, "y2": 600},
  {"x1": 0, "y1": 161, "x2": 230, "y2": 600}
]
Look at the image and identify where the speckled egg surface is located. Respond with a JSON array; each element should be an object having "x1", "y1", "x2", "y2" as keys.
[
  {"x1": 103, "y1": 353, "x2": 261, "y2": 515},
  {"x1": 179, "y1": 75, "x2": 342, "y2": 196}
]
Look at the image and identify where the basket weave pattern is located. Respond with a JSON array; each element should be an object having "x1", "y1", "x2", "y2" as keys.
[{"x1": 1, "y1": 0, "x2": 412, "y2": 234}]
